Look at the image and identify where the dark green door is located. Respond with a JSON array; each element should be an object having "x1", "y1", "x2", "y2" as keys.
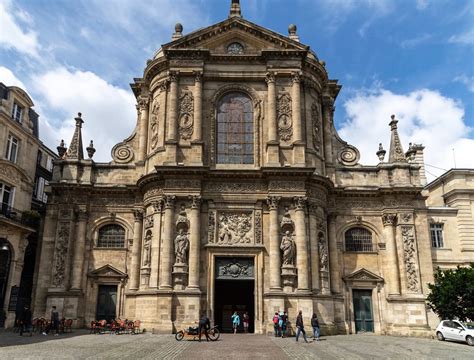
[
  {"x1": 353, "y1": 289, "x2": 374, "y2": 333},
  {"x1": 96, "y1": 285, "x2": 117, "y2": 322}
]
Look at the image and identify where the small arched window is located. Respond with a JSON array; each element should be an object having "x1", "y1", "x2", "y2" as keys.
[
  {"x1": 345, "y1": 227, "x2": 373, "y2": 252},
  {"x1": 97, "y1": 224, "x2": 125, "y2": 248},
  {"x1": 217, "y1": 92, "x2": 254, "y2": 164}
]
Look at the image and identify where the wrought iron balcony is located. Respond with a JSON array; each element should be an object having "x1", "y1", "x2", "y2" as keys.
[{"x1": 0, "y1": 203, "x2": 40, "y2": 229}]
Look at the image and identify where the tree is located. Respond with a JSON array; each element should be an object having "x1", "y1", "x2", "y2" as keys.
[{"x1": 427, "y1": 264, "x2": 474, "y2": 321}]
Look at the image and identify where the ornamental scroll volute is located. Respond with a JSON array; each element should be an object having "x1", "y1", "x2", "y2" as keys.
[
  {"x1": 178, "y1": 92, "x2": 194, "y2": 141},
  {"x1": 277, "y1": 93, "x2": 292, "y2": 142}
]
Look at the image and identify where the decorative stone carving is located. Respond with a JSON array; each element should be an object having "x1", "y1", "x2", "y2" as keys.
[
  {"x1": 265, "y1": 72, "x2": 275, "y2": 84},
  {"x1": 152, "y1": 200, "x2": 163, "y2": 213},
  {"x1": 291, "y1": 71, "x2": 301, "y2": 84},
  {"x1": 163, "y1": 195, "x2": 176, "y2": 209},
  {"x1": 293, "y1": 196, "x2": 307, "y2": 211},
  {"x1": 311, "y1": 102, "x2": 321, "y2": 152},
  {"x1": 221, "y1": 262, "x2": 249, "y2": 277},
  {"x1": 318, "y1": 233, "x2": 329, "y2": 271},
  {"x1": 111, "y1": 141, "x2": 134, "y2": 164},
  {"x1": 133, "y1": 209, "x2": 143, "y2": 221},
  {"x1": 255, "y1": 210, "x2": 262, "y2": 244},
  {"x1": 142, "y1": 230, "x2": 152, "y2": 267},
  {"x1": 218, "y1": 212, "x2": 253, "y2": 245},
  {"x1": 176, "y1": 205, "x2": 190, "y2": 232},
  {"x1": 205, "y1": 182, "x2": 266, "y2": 192},
  {"x1": 337, "y1": 145, "x2": 360, "y2": 166},
  {"x1": 189, "y1": 195, "x2": 201, "y2": 209},
  {"x1": 194, "y1": 71, "x2": 203, "y2": 83},
  {"x1": 150, "y1": 99, "x2": 160, "y2": 150},
  {"x1": 269, "y1": 181, "x2": 305, "y2": 191},
  {"x1": 277, "y1": 93, "x2": 293, "y2": 142},
  {"x1": 208, "y1": 211, "x2": 216, "y2": 243},
  {"x1": 401, "y1": 226, "x2": 420, "y2": 292},
  {"x1": 52, "y1": 223, "x2": 70, "y2": 287},
  {"x1": 178, "y1": 92, "x2": 194, "y2": 140},
  {"x1": 400, "y1": 213, "x2": 412, "y2": 223},
  {"x1": 144, "y1": 215, "x2": 154, "y2": 229},
  {"x1": 174, "y1": 229, "x2": 189, "y2": 264},
  {"x1": 280, "y1": 207, "x2": 295, "y2": 233},
  {"x1": 166, "y1": 179, "x2": 201, "y2": 189},
  {"x1": 266, "y1": 196, "x2": 280, "y2": 210},
  {"x1": 280, "y1": 231, "x2": 296, "y2": 265},
  {"x1": 136, "y1": 96, "x2": 149, "y2": 116},
  {"x1": 216, "y1": 258, "x2": 254, "y2": 280},
  {"x1": 382, "y1": 213, "x2": 397, "y2": 227}
]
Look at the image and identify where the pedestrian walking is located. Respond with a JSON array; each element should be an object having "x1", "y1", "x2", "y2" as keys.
[
  {"x1": 198, "y1": 313, "x2": 211, "y2": 342},
  {"x1": 272, "y1": 312, "x2": 280, "y2": 337},
  {"x1": 231, "y1": 311, "x2": 240, "y2": 334},
  {"x1": 311, "y1": 313, "x2": 320, "y2": 341},
  {"x1": 280, "y1": 311, "x2": 288, "y2": 338},
  {"x1": 295, "y1": 310, "x2": 308, "y2": 343},
  {"x1": 19, "y1": 305, "x2": 32, "y2": 336},
  {"x1": 43, "y1": 306, "x2": 60, "y2": 336},
  {"x1": 243, "y1": 312, "x2": 249, "y2": 333}
]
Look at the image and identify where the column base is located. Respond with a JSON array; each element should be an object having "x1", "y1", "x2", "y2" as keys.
[{"x1": 281, "y1": 265, "x2": 297, "y2": 292}]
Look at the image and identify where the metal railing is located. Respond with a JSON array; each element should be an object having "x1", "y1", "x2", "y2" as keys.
[{"x1": 0, "y1": 203, "x2": 40, "y2": 229}]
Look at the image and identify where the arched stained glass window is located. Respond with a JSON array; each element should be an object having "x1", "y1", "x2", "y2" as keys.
[
  {"x1": 345, "y1": 227, "x2": 373, "y2": 252},
  {"x1": 217, "y1": 92, "x2": 254, "y2": 164},
  {"x1": 97, "y1": 224, "x2": 125, "y2": 248}
]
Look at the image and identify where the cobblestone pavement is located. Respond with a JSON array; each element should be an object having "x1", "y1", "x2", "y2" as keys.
[{"x1": 0, "y1": 330, "x2": 472, "y2": 359}]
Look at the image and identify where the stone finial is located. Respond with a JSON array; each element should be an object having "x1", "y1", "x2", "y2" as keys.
[
  {"x1": 288, "y1": 24, "x2": 300, "y2": 42},
  {"x1": 86, "y1": 140, "x2": 96, "y2": 159},
  {"x1": 229, "y1": 0, "x2": 242, "y2": 18},
  {"x1": 57, "y1": 139, "x2": 67, "y2": 158},
  {"x1": 172, "y1": 23, "x2": 183, "y2": 40},
  {"x1": 405, "y1": 143, "x2": 417, "y2": 162},
  {"x1": 65, "y1": 112, "x2": 84, "y2": 160},
  {"x1": 388, "y1": 115, "x2": 407, "y2": 163},
  {"x1": 376, "y1": 143, "x2": 386, "y2": 162}
]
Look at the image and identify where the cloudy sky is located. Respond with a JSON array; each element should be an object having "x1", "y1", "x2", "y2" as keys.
[{"x1": 1, "y1": 0, "x2": 473, "y2": 181}]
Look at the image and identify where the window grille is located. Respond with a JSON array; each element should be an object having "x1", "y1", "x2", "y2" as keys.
[
  {"x1": 345, "y1": 227, "x2": 373, "y2": 252},
  {"x1": 97, "y1": 225, "x2": 125, "y2": 248},
  {"x1": 216, "y1": 92, "x2": 254, "y2": 164},
  {"x1": 430, "y1": 224, "x2": 444, "y2": 248}
]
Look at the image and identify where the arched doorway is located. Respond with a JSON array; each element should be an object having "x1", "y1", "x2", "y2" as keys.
[{"x1": 0, "y1": 239, "x2": 12, "y2": 327}]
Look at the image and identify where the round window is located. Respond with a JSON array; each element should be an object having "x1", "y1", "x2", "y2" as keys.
[{"x1": 227, "y1": 42, "x2": 244, "y2": 55}]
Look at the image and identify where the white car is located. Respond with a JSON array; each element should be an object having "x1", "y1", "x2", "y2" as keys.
[{"x1": 436, "y1": 320, "x2": 474, "y2": 346}]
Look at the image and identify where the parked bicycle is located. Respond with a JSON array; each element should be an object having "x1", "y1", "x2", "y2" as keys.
[{"x1": 175, "y1": 325, "x2": 220, "y2": 341}]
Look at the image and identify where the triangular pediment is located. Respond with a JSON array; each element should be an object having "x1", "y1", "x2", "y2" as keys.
[
  {"x1": 344, "y1": 268, "x2": 384, "y2": 282},
  {"x1": 88, "y1": 264, "x2": 127, "y2": 278},
  {"x1": 163, "y1": 17, "x2": 309, "y2": 54}
]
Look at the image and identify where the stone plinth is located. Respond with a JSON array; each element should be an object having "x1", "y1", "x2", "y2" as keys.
[
  {"x1": 281, "y1": 265, "x2": 297, "y2": 292},
  {"x1": 172, "y1": 263, "x2": 189, "y2": 290}
]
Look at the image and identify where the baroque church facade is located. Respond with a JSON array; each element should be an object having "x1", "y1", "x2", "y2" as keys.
[{"x1": 33, "y1": 1, "x2": 438, "y2": 335}]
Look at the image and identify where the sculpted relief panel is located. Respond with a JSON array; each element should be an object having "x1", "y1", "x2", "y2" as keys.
[
  {"x1": 218, "y1": 212, "x2": 253, "y2": 245},
  {"x1": 52, "y1": 223, "x2": 70, "y2": 287},
  {"x1": 401, "y1": 226, "x2": 420, "y2": 293},
  {"x1": 277, "y1": 93, "x2": 293, "y2": 142},
  {"x1": 178, "y1": 92, "x2": 194, "y2": 141}
]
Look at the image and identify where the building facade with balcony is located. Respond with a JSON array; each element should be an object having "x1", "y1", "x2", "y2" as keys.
[
  {"x1": 33, "y1": 1, "x2": 441, "y2": 336},
  {"x1": 0, "y1": 82, "x2": 55, "y2": 327}
]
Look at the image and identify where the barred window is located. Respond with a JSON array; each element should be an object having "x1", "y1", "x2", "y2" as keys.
[
  {"x1": 216, "y1": 92, "x2": 254, "y2": 164},
  {"x1": 345, "y1": 227, "x2": 373, "y2": 252},
  {"x1": 430, "y1": 223, "x2": 444, "y2": 248},
  {"x1": 97, "y1": 225, "x2": 125, "y2": 248}
]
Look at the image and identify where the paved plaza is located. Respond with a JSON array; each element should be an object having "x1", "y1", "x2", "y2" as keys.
[{"x1": 0, "y1": 330, "x2": 472, "y2": 359}]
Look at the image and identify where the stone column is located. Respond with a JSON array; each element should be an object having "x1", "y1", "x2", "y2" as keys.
[
  {"x1": 308, "y1": 204, "x2": 320, "y2": 292},
  {"x1": 266, "y1": 72, "x2": 277, "y2": 142},
  {"x1": 294, "y1": 196, "x2": 309, "y2": 291},
  {"x1": 267, "y1": 196, "x2": 281, "y2": 291},
  {"x1": 129, "y1": 209, "x2": 143, "y2": 290},
  {"x1": 322, "y1": 96, "x2": 334, "y2": 164},
  {"x1": 328, "y1": 214, "x2": 341, "y2": 293},
  {"x1": 70, "y1": 208, "x2": 88, "y2": 291},
  {"x1": 193, "y1": 72, "x2": 202, "y2": 141},
  {"x1": 149, "y1": 201, "x2": 163, "y2": 288},
  {"x1": 187, "y1": 195, "x2": 201, "y2": 290},
  {"x1": 291, "y1": 72, "x2": 302, "y2": 142},
  {"x1": 137, "y1": 96, "x2": 149, "y2": 162},
  {"x1": 382, "y1": 213, "x2": 400, "y2": 295},
  {"x1": 159, "y1": 195, "x2": 176, "y2": 290},
  {"x1": 167, "y1": 71, "x2": 179, "y2": 141}
]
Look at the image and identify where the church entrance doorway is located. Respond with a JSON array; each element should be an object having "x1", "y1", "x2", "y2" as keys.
[
  {"x1": 214, "y1": 257, "x2": 254, "y2": 333},
  {"x1": 96, "y1": 285, "x2": 117, "y2": 322},
  {"x1": 353, "y1": 289, "x2": 374, "y2": 333}
]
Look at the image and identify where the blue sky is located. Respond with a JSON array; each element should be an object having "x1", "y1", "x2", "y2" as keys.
[{"x1": 1, "y1": 0, "x2": 473, "y2": 179}]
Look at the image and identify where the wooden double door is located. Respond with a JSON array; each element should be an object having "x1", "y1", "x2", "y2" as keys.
[
  {"x1": 353, "y1": 289, "x2": 374, "y2": 333},
  {"x1": 96, "y1": 285, "x2": 117, "y2": 322}
]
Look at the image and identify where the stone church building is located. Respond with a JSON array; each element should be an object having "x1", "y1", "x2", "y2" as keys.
[{"x1": 33, "y1": 1, "x2": 437, "y2": 335}]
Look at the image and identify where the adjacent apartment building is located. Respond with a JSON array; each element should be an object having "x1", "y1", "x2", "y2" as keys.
[{"x1": 0, "y1": 82, "x2": 55, "y2": 327}]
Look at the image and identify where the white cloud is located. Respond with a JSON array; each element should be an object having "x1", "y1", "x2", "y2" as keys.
[
  {"x1": 31, "y1": 67, "x2": 136, "y2": 162},
  {"x1": 416, "y1": 0, "x2": 429, "y2": 10},
  {"x1": 400, "y1": 33, "x2": 432, "y2": 48},
  {"x1": 448, "y1": 28, "x2": 474, "y2": 45},
  {"x1": 338, "y1": 88, "x2": 474, "y2": 181},
  {"x1": 0, "y1": 0, "x2": 40, "y2": 57},
  {"x1": 0, "y1": 66, "x2": 26, "y2": 88},
  {"x1": 454, "y1": 74, "x2": 474, "y2": 92}
]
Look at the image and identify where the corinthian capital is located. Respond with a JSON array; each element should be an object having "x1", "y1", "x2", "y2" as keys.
[
  {"x1": 293, "y1": 196, "x2": 307, "y2": 211},
  {"x1": 163, "y1": 195, "x2": 176, "y2": 209},
  {"x1": 266, "y1": 196, "x2": 281, "y2": 210},
  {"x1": 133, "y1": 209, "x2": 144, "y2": 221},
  {"x1": 382, "y1": 213, "x2": 397, "y2": 227},
  {"x1": 169, "y1": 71, "x2": 179, "y2": 83},
  {"x1": 189, "y1": 195, "x2": 202, "y2": 209},
  {"x1": 265, "y1": 72, "x2": 276, "y2": 84},
  {"x1": 291, "y1": 71, "x2": 301, "y2": 84},
  {"x1": 193, "y1": 71, "x2": 203, "y2": 83}
]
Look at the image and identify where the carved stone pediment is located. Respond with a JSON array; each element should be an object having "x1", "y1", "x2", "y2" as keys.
[
  {"x1": 88, "y1": 264, "x2": 127, "y2": 279},
  {"x1": 343, "y1": 268, "x2": 384, "y2": 283},
  {"x1": 0, "y1": 160, "x2": 33, "y2": 185},
  {"x1": 164, "y1": 17, "x2": 308, "y2": 54}
]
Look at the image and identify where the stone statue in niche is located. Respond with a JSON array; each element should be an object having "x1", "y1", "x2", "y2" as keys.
[
  {"x1": 174, "y1": 228, "x2": 189, "y2": 264},
  {"x1": 280, "y1": 231, "x2": 296, "y2": 266},
  {"x1": 143, "y1": 231, "x2": 152, "y2": 267},
  {"x1": 318, "y1": 233, "x2": 328, "y2": 271}
]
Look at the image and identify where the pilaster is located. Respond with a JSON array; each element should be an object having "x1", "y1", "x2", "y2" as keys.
[
  {"x1": 294, "y1": 196, "x2": 309, "y2": 292},
  {"x1": 187, "y1": 195, "x2": 202, "y2": 290},
  {"x1": 267, "y1": 196, "x2": 281, "y2": 291},
  {"x1": 70, "y1": 208, "x2": 88, "y2": 291},
  {"x1": 159, "y1": 195, "x2": 176, "y2": 289},
  {"x1": 129, "y1": 209, "x2": 144, "y2": 290}
]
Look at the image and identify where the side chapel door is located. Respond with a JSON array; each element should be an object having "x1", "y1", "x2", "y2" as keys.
[
  {"x1": 96, "y1": 285, "x2": 117, "y2": 322},
  {"x1": 353, "y1": 289, "x2": 374, "y2": 333}
]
